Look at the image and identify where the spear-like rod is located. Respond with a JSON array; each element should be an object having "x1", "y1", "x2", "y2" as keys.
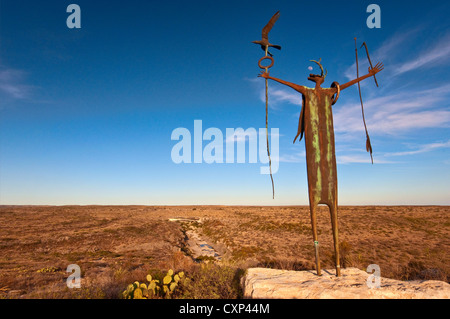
[
  {"x1": 355, "y1": 38, "x2": 374, "y2": 164},
  {"x1": 264, "y1": 45, "x2": 275, "y2": 199},
  {"x1": 361, "y1": 42, "x2": 379, "y2": 87}
]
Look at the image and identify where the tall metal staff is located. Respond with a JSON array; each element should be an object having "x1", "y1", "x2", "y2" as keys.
[{"x1": 252, "y1": 11, "x2": 282, "y2": 199}]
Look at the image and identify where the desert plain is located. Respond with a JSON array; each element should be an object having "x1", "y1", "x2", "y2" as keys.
[{"x1": 0, "y1": 205, "x2": 448, "y2": 299}]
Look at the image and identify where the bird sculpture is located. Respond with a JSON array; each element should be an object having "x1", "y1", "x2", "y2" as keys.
[{"x1": 252, "y1": 11, "x2": 282, "y2": 57}]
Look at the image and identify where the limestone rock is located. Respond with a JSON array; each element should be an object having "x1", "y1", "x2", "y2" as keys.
[
  {"x1": 242, "y1": 267, "x2": 449, "y2": 299},
  {"x1": 185, "y1": 230, "x2": 222, "y2": 261}
]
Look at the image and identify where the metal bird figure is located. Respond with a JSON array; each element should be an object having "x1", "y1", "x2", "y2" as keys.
[{"x1": 252, "y1": 11, "x2": 282, "y2": 57}]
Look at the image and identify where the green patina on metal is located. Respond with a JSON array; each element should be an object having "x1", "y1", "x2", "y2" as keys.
[
  {"x1": 315, "y1": 168, "x2": 322, "y2": 204},
  {"x1": 324, "y1": 97, "x2": 333, "y2": 164},
  {"x1": 308, "y1": 92, "x2": 321, "y2": 165},
  {"x1": 324, "y1": 96, "x2": 334, "y2": 201}
]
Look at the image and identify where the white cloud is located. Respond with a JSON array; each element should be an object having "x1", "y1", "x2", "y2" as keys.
[
  {"x1": 264, "y1": 88, "x2": 302, "y2": 106},
  {"x1": 333, "y1": 83, "x2": 450, "y2": 136},
  {"x1": 338, "y1": 140, "x2": 450, "y2": 165},
  {"x1": 393, "y1": 33, "x2": 450, "y2": 76}
]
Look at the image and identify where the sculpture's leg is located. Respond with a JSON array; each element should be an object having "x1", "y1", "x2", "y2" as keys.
[
  {"x1": 309, "y1": 204, "x2": 321, "y2": 276},
  {"x1": 329, "y1": 202, "x2": 341, "y2": 276}
]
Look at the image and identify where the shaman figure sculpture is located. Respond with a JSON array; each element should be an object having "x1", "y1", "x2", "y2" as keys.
[
  {"x1": 253, "y1": 12, "x2": 384, "y2": 277},
  {"x1": 259, "y1": 60, "x2": 383, "y2": 277}
]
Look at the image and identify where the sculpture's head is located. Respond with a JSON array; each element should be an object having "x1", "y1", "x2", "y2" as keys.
[{"x1": 308, "y1": 59, "x2": 327, "y2": 87}]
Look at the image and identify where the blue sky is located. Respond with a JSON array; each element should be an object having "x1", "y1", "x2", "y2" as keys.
[{"x1": 0, "y1": 0, "x2": 449, "y2": 205}]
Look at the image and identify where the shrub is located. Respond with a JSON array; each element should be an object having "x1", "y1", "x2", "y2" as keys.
[
  {"x1": 396, "y1": 260, "x2": 448, "y2": 282},
  {"x1": 339, "y1": 240, "x2": 353, "y2": 268},
  {"x1": 181, "y1": 264, "x2": 243, "y2": 299}
]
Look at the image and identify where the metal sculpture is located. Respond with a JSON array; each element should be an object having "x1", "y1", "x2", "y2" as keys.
[
  {"x1": 252, "y1": 11, "x2": 282, "y2": 57},
  {"x1": 253, "y1": 12, "x2": 384, "y2": 277}
]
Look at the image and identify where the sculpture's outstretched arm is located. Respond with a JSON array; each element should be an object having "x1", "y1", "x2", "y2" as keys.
[
  {"x1": 340, "y1": 62, "x2": 383, "y2": 91},
  {"x1": 258, "y1": 71, "x2": 307, "y2": 95}
]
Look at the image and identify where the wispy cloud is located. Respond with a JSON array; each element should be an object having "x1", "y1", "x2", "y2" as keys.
[
  {"x1": 393, "y1": 33, "x2": 450, "y2": 76},
  {"x1": 262, "y1": 88, "x2": 302, "y2": 107},
  {"x1": 337, "y1": 140, "x2": 450, "y2": 165},
  {"x1": 281, "y1": 140, "x2": 449, "y2": 165},
  {"x1": 0, "y1": 66, "x2": 33, "y2": 100},
  {"x1": 246, "y1": 76, "x2": 302, "y2": 108},
  {"x1": 344, "y1": 29, "x2": 450, "y2": 80},
  {"x1": 384, "y1": 140, "x2": 450, "y2": 157},
  {"x1": 337, "y1": 154, "x2": 394, "y2": 164},
  {"x1": 278, "y1": 151, "x2": 305, "y2": 163},
  {"x1": 343, "y1": 28, "x2": 421, "y2": 81},
  {"x1": 333, "y1": 83, "x2": 450, "y2": 136}
]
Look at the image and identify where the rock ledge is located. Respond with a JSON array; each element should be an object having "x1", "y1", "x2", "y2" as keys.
[{"x1": 242, "y1": 267, "x2": 449, "y2": 299}]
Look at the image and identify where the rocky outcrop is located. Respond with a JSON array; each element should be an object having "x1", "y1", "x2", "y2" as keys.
[
  {"x1": 185, "y1": 229, "x2": 222, "y2": 261},
  {"x1": 169, "y1": 217, "x2": 224, "y2": 262},
  {"x1": 242, "y1": 267, "x2": 449, "y2": 299}
]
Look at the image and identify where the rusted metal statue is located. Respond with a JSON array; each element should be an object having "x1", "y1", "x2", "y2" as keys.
[{"x1": 253, "y1": 12, "x2": 384, "y2": 277}]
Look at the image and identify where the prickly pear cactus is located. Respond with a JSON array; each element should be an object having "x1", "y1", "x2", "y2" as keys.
[{"x1": 122, "y1": 269, "x2": 187, "y2": 299}]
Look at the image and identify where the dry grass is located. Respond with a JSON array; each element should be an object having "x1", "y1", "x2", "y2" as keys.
[{"x1": 0, "y1": 205, "x2": 448, "y2": 298}]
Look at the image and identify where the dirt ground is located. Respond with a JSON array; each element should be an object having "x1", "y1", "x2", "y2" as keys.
[{"x1": 0, "y1": 205, "x2": 448, "y2": 298}]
